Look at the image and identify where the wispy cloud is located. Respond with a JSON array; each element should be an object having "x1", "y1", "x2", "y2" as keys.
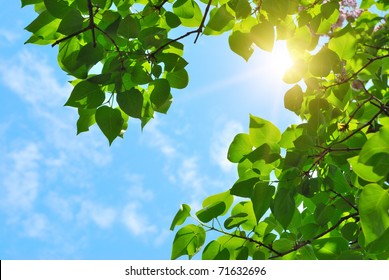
[
  {"x1": 1, "y1": 143, "x2": 41, "y2": 211},
  {"x1": 210, "y1": 119, "x2": 244, "y2": 173},
  {"x1": 122, "y1": 202, "x2": 157, "y2": 236},
  {"x1": 78, "y1": 201, "x2": 117, "y2": 229}
]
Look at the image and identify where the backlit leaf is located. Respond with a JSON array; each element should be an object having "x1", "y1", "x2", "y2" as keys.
[
  {"x1": 95, "y1": 106, "x2": 124, "y2": 145},
  {"x1": 170, "y1": 204, "x2": 191, "y2": 231},
  {"x1": 171, "y1": 224, "x2": 206, "y2": 259}
]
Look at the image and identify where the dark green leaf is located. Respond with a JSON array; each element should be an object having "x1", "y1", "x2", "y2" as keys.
[
  {"x1": 43, "y1": 0, "x2": 71, "y2": 18},
  {"x1": 272, "y1": 188, "x2": 295, "y2": 229},
  {"x1": 117, "y1": 88, "x2": 144, "y2": 118},
  {"x1": 251, "y1": 182, "x2": 275, "y2": 223},
  {"x1": 196, "y1": 201, "x2": 226, "y2": 223},
  {"x1": 150, "y1": 79, "x2": 171, "y2": 110},
  {"x1": 284, "y1": 85, "x2": 303, "y2": 113},
  {"x1": 65, "y1": 81, "x2": 105, "y2": 109},
  {"x1": 76, "y1": 108, "x2": 96, "y2": 134},
  {"x1": 118, "y1": 14, "x2": 141, "y2": 38},
  {"x1": 166, "y1": 69, "x2": 189, "y2": 89}
]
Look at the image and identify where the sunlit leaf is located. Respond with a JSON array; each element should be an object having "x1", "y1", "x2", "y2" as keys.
[
  {"x1": 171, "y1": 224, "x2": 206, "y2": 259},
  {"x1": 170, "y1": 204, "x2": 191, "y2": 231}
]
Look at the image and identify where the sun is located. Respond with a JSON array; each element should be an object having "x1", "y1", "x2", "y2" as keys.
[{"x1": 268, "y1": 41, "x2": 294, "y2": 81}]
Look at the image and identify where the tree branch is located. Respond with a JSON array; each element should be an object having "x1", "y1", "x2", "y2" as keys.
[
  {"x1": 52, "y1": 0, "x2": 96, "y2": 47},
  {"x1": 95, "y1": 26, "x2": 126, "y2": 70},
  {"x1": 269, "y1": 212, "x2": 359, "y2": 259},
  {"x1": 194, "y1": 0, "x2": 213, "y2": 43}
]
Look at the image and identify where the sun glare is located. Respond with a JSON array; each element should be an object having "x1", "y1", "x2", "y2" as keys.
[{"x1": 268, "y1": 42, "x2": 294, "y2": 80}]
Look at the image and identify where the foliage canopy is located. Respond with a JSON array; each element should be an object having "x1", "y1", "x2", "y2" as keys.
[{"x1": 22, "y1": 0, "x2": 389, "y2": 259}]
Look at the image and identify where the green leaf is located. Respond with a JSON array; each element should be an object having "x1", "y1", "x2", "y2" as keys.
[
  {"x1": 359, "y1": 127, "x2": 389, "y2": 163},
  {"x1": 272, "y1": 188, "x2": 295, "y2": 229},
  {"x1": 205, "y1": 5, "x2": 234, "y2": 32},
  {"x1": 249, "y1": 114, "x2": 281, "y2": 148},
  {"x1": 284, "y1": 85, "x2": 303, "y2": 113},
  {"x1": 314, "y1": 204, "x2": 337, "y2": 226},
  {"x1": 22, "y1": 0, "x2": 43, "y2": 7},
  {"x1": 196, "y1": 201, "x2": 226, "y2": 223},
  {"x1": 78, "y1": 42, "x2": 105, "y2": 69},
  {"x1": 171, "y1": 224, "x2": 206, "y2": 260},
  {"x1": 312, "y1": 237, "x2": 348, "y2": 259},
  {"x1": 173, "y1": 0, "x2": 195, "y2": 19},
  {"x1": 227, "y1": 133, "x2": 252, "y2": 163},
  {"x1": 25, "y1": 10, "x2": 60, "y2": 42},
  {"x1": 57, "y1": 9, "x2": 84, "y2": 35},
  {"x1": 359, "y1": 184, "x2": 389, "y2": 246},
  {"x1": 116, "y1": 88, "x2": 144, "y2": 119},
  {"x1": 170, "y1": 204, "x2": 191, "y2": 231},
  {"x1": 251, "y1": 182, "x2": 275, "y2": 223},
  {"x1": 228, "y1": 0, "x2": 251, "y2": 19},
  {"x1": 202, "y1": 241, "x2": 230, "y2": 260},
  {"x1": 118, "y1": 14, "x2": 141, "y2": 38},
  {"x1": 348, "y1": 156, "x2": 386, "y2": 182},
  {"x1": 65, "y1": 81, "x2": 105, "y2": 109},
  {"x1": 309, "y1": 47, "x2": 340, "y2": 77},
  {"x1": 202, "y1": 191, "x2": 233, "y2": 216},
  {"x1": 228, "y1": 31, "x2": 254, "y2": 61},
  {"x1": 328, "y1": 25, "x2": 356, "y2": 60},
  {"x1": 262, "y1": 0, "x2": 289, "y2": 20},
  {"x1": 95, "y1": 106, "x2": 124, "y2": 145},
  {"x1": 76, "y1": 108, "x2": 96, "y2": 135},
  {"x1": 224, "y1": 213, "x2": 249, "y2": 230},
  {"x1": 166, "y1": 69, "x2": 189, "y2": 89},
  {"x1": 43, "y1": 0, "x2": 71, "y2": 18},
  {"x1": 230, "y1": 201, "x2": 257, "y2": 230},
  {"x1": 230, "y1": 170, "x2": 260, "y2": 198},
  {"x1": 250, "y1": 20, "x2": 275, "y2": 52},
  {"x1": 149, "y1": 79, "x2": 171, "y2": 110}
]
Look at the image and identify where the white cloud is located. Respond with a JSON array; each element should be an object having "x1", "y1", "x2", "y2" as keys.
[
  {"x1": 126, "y1": 174, "x2": 154, "y2": 201},
  {"x1": 0, "y1": 28, "x2": 20, "y2": 44},
  {"x1": 78, "y1": 201, "x2": 117, "y2": 229},
  {"x1": 210, "y1": 120, "x2": 244, "y2": 173},
  {"x1": 22, "y1": 213, "x2": 49, "y2": 238},
  {"x1": 1, "y1": 143, "x2": 41, "y2": 211},
  {"x1": 122, "y1": 202, "x2": 157, "y2": 236},
  {"x1": 142, "y1": 119, "x2": 177, "y2": 158}
]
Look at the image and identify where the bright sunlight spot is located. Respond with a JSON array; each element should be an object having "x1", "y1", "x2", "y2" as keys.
[{"x1": 268, "y1": 41, "x2": 294, "y2": 80}]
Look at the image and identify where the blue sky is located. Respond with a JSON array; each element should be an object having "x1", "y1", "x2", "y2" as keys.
[{"x1": 0, "y1": 2, "x2": 296, "y2": 259}]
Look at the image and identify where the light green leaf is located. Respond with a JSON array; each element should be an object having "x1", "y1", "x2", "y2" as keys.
[
  {"x1": 171, "y1": 224, "x2": 206, "y2": 260},
  {"x1": 309, "y1": 47, "x2": 340, "y2": 77},
  {"x1": 250, "y1": 20, "x2": 274, "y2": 52},
  {"x1": 170, "y1": 204, "x2": 191, "y2": 231},
  {"x1": 205, "y1": 5, "x2": 234, "y2": 32},
  {"x1": 359, "y1": 127, "x2": 389, "y2": 163},
  {"x1": 228, "y1": 31, "x2": 254, "y2": 61},
  {"x1": 359, "y1": 183, "x2": 389, "y2": 246},
  {"x1": 227, "y1": 133, "x2": 252, "y2": 163},
  {"x1": 224, "y1": 213, "x2": 249, "y2": 230},
  {"x1": 173, "y1": 0, "x2": 195, "y2": 19},
  {"x1": 312, "y1": 237, "x2": 348, "y2": 259},
  {"x1": 328, "y1": 26, "x2": 356, "y2": 60},
  {"x1": 202, "y1": 241, "x2": 230, "y2": 260},
  {"x1": 230, "y1": 201, "x2": 257, "y2": 230},
  {"x1": 348, "y1": 156, "x2": 386, "y2": 182},
  {"x1": 95, "y1": 106, "x2": 124, "y2": 145},
  {"x1": 202, "y1": 191, "x2": 233, "y2": 216},
  {"x1": 251, "y1": 182, "x2": 275, "y2": 223},
  {"x1": 249, "y1": 114, "x2": 281, "y2": 148}
]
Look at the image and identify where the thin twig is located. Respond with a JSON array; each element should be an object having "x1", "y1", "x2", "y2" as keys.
[
  {"x1": 87, "y1": 0, "x2": 97, "y2": 47},
  {"x1": 95, "y1": 26, "x2": 126, "y2": 70},
  {"x1": 194, "y1": 0, "x2": 213, "y2": 43}
]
